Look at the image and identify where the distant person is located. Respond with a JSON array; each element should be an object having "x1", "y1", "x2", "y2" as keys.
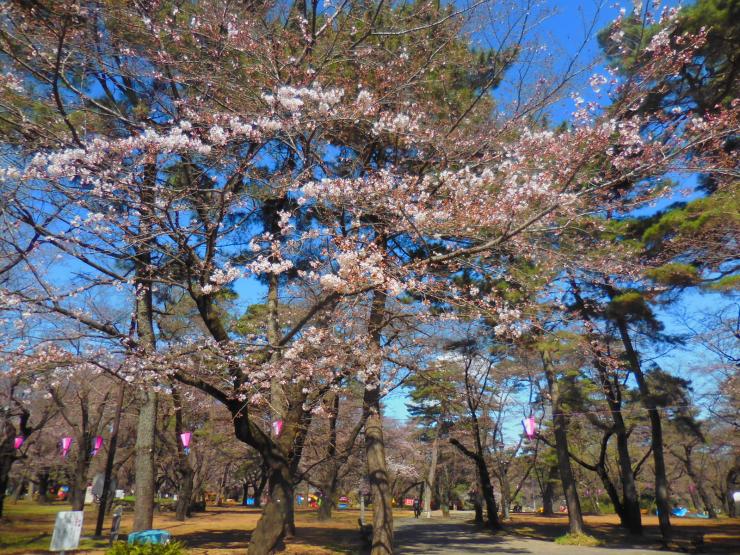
[{"x1": 413, "y1": 497, "x2": 421, "y2": 518}]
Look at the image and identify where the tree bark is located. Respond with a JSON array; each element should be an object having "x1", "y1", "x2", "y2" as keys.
[
  {"x1": 422, "y1": 434, "x2": 439, "y2": 518},
  {"x1": 364, "y1": 289, "x2": 394, "y2": 555},
  {"x1": 37, "y1": 469, "x2": 51, "y2": 504},
  {"x1": 541, "y1": 463, "x2": 557, "y2": 516},
  {"x1": 318, "y1": 393, "x2": 340, "y2": 521},
  {"x1": 0, "y1": 435, "x2": 15, "y2": 519},
  {"x1": 70, "y1": 432, "x2": 92, "y2": 511},
  {"x1": 615, "y1": 317, "x2": 671, "y2": 540},
  {"x1": 133, "y1": 390, "x2": 157, "y2": 531},
  {"x1": 132, "y1": 170, "x2": 159, "y2": 532},
  {"x1": 440, "y1": 465, "x2": 450, "y2": 516},
  {"x1": 543, "y1": 354, "x2": 585, "y2": 535}
]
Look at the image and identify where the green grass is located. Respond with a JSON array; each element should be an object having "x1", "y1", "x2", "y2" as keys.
[
  {"x1": 0, "y1": 531, "x2": 52, "y2": 553},
  {"x1": 554, "y1": 533, "x2": 603, "y2": 546}
]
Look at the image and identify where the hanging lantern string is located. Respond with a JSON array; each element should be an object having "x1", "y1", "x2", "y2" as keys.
[{"x1": 542, "y1": 402, "x2": 702, "y2": 419}]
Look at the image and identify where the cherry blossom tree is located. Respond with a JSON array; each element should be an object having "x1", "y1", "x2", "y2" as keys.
[{"x1": 0, "y1": 1, "x2": 737, "y2": 554}]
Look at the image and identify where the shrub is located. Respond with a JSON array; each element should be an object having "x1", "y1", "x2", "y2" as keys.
[
  {"x1": 554, "y1": 533, "x2": 602, "y2": 547},
  {"x1": 106, "y1": 541, "x2": 187, "y2": 555}
]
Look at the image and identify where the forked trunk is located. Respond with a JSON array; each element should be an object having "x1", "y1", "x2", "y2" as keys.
[
  {"x1": 615, "y1": 317, "x2": 672, "y2": 539},
  {"x1": 248, "y1": 456, "x2": 293, "y2": 555}
]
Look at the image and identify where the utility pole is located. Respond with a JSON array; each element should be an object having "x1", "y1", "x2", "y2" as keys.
[{"x1": 95, "y1": 381, "x2": 126, "y2": 537}]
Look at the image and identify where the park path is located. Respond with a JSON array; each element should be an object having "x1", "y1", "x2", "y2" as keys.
[{"x1": 394, "y1": 513, "x2": 675, "y2": 555}]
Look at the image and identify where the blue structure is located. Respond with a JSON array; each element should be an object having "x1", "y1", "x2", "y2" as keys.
[{"x1": 127, "y1": 529, "x2": 172, "y2": 545}]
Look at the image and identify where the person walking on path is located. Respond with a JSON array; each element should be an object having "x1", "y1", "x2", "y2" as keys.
[{"x1": 413, "y1": 497, "x2": 421, "y2": 518}]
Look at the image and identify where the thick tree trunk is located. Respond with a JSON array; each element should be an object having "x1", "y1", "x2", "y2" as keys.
[
  {"x1": 542, "y1": 464, "x2": 557, "y2": 516},
  {"x1": 543, "y1": 356, "x2": 584, "y2": 535},
  {"x1": 364, "y1": 387, "x2": 394, "y2": 554},
  {"x1": 70, "y1": 437, "x2": 92, "y2": 511},
  {"x1": 477, "y1": 459, "x2": 499, "y2": 530},
  {"x1": 318, "y1": 393, "x2": 340, "y2": 522},
  {"x1": 364, "y1": 289, "x2": 394, "y2": 555},
  {"x1": 37, "y1": 469, "x2": 51, "y2": 504},
  {"x1": 0, "y1": 445, "x2": 14, "y2": 519},
  {"x1": 230, "y1": 383, "x2": 311, "y2": 555},
  {"x1": 614, "y1": 421, "x2": 642, "y2": 534},
  {"x1": 422, "y1": 435, "x2": 439, "y2": 518},
  {"x1": 472, "y1": 489, "x2": 483, "y2": 523},
  {"x1": 317, "y1": 475, "x2": 337, "y2": 521},
  {"x1": 175, "y1": 463, "x2": 194, "y2": 520},
  {"x1": 440, "y1": 465, "x2": 450, "y2": 517},
  {"x1": 499, "y1": 470, "x2": 511, "y2": 520},
  {"x1": 249, "y1": 455, "x2": 294, "y2": 555},
  {"x1": 616, "y1": 318, "x2": 671, "y2": 540},
  {"x1": 133, "y1": 390, "x2": 158, "y2": 531}
]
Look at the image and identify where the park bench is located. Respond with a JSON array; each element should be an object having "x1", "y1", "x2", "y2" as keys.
[{"x1": 358, "y1": 519, "x2": 373, "y2": 546}]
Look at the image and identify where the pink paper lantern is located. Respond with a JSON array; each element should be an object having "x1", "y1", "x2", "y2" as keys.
[
  {"x1": 92, "y1": 435, "x2": 103, "y2": 455},
  {"x1": 61, "y1": 436, "x2": 73, "y2": 457},
  {"x1": 522, "y1": 417, "x2": 536, "y2": 440},
  {"x1": 272, "y1": 420, "x2": 283, "y2": 437},
  {"x1": 13, "y1": 436, "x2": 24, "y2": 449},
  {"x1": 180, "y1": 432, "x2": 191, "y2": 448},
  {"x1": 180, "y1": 431, "x2": 192, "y2": 455}
]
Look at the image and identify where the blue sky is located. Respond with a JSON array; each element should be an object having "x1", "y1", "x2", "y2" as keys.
[{"x1": 226, "y1": 1, "x2": 729, "y2": 427}]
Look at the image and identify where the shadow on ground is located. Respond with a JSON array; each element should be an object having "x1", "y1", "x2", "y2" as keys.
[
  {"x1": 175, "y1": 525, "x2": 362, "y2": 553},
  {"x1": 395, "y1": 520, "x2": 529, "y2": 554}
]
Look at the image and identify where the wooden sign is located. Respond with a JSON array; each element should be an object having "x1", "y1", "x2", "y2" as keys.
[{"x1": 50, "y1": 511, "x2": 84, "y2": 552}]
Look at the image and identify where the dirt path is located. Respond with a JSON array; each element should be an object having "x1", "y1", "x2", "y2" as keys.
[{"x1": 394, "y1": 514, "x2": 675, "y2": 555}]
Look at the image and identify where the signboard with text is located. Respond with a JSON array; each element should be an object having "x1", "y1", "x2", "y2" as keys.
[{"x1": 50, "y1": 511, "x2": 84, "y2": 552}]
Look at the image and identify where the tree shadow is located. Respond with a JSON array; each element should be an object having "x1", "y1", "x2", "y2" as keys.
[
  {"x1": 395, "y1": 520, "x2": 529, "y2": 554},
  {"x1": 175, "y1": 525, "x2": 363, "y2": 553}
]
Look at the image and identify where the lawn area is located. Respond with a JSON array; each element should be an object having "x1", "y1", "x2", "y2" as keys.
[
  {"x1": 506, "y1": 512, "x2": 740, "y2": 553},
  {"x1": 0, "y1": 500, "x2": 366, "y2": 554}
]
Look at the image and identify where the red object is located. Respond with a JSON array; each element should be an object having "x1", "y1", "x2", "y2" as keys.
[
  {"x1": 403, "y1": 498, "x2": 414, "y2": 507},
  {"x1": 13, "y1": 436, "x2": 24, "y2": 449},
  {"x1": 271, "y1": 420, "x2": 283, "y2": 436}
]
